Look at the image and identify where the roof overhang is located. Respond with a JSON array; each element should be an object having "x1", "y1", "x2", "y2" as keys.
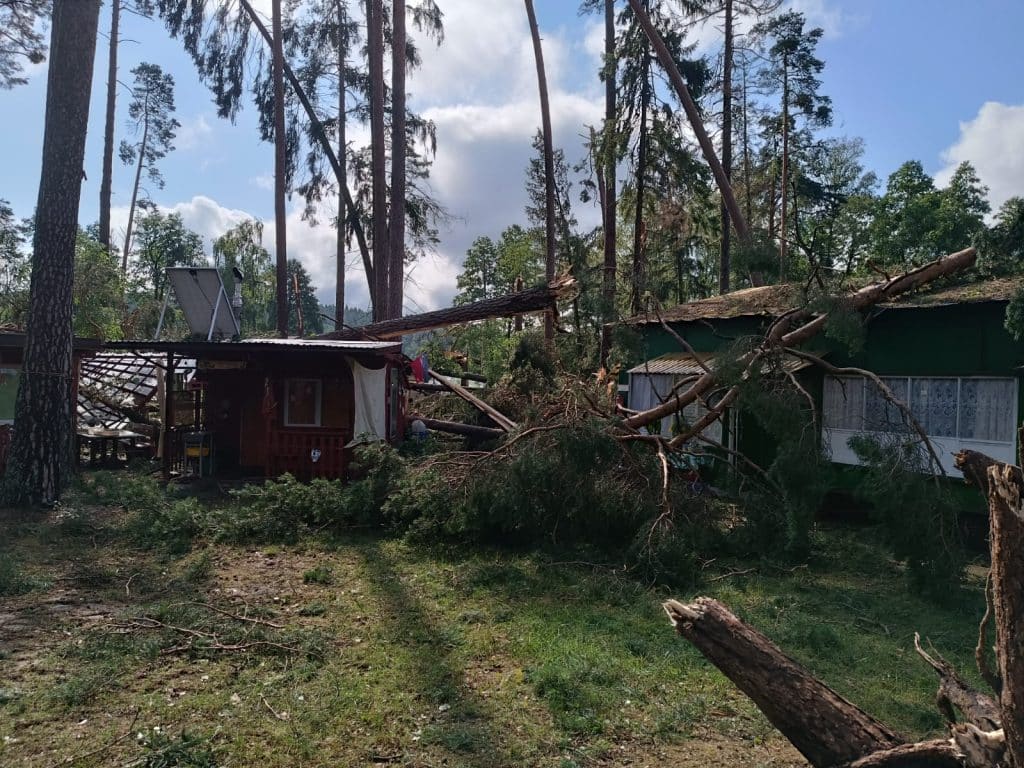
[{"x1": 628, "y1": 351, "x2": 814, "y2": 376}]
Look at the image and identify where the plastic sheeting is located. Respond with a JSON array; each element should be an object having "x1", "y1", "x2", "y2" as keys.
[{"x1": 350, "y1": 361, "x2": 387, "y2": 444}]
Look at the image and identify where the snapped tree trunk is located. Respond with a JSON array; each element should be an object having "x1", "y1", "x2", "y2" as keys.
[
  {"x1": 271, "y1": 0, "x2": 289, "y2": 337},
  {"x1": 99, "y1": 0, "x2": 120, "y2": 251},
  {"x1": 238, "y1": 0, "x2": 375, "y2": 316},
  {"x1": 779, "y1": 56, "x2": 789, "y2": 279},
  {"x1": 599, "y1": 0, "x2": 617, "y2": 366},
  {"x1": 2, "y1": 0, "x2": 102, "y2": 506},
  {"x1": 387, "y1": 0, "x2": 406, "y2": 319},
  {"x1": 524, "y1": 0, "x2": 557, "y2": 342},
  {"x1": 319, "y1": 276, "x2": 577, "y2": 341},
  {"x1": 122, "y1": 92, "x2": 149, "y2": 272},
  {"x1": 626, "y1": 0, "x2": 749, "y2": 243},
  {"x1": 367, "y1": 0, "x2": 388, "y2": 321}
]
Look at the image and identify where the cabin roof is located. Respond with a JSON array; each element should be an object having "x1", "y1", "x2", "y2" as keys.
[
  {"x1": 630, "y1": 277, "x2": 1024, "y2": 325},
  {"x1": 105, "y1": 337, "x2": 403, "y2": 357}
]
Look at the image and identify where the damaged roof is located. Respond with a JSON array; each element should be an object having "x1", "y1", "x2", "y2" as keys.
[
  {"x1": 631, "y1": 276, "x2": 1024, "y2": 325},
  {"x1": 627, "y1": 351, "x2": 813, "y2": 376}
]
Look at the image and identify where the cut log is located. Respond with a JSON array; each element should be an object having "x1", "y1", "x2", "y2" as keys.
[
  {"x1": 417, "y1": 418, "x2": 503, "y2": 440},
  {"x1": 429, "y1": 375, "x2": 517, "y2": 433},
  {"x1": 663, "y1": 597, "x2": 903, "y2": 767},
  {"x1": 318, "y1": 276, "x2": 577, "y2": 341},
  {"x1": 624, "y1": 247, "x2": 976, "y2": 432},
  {"x1": 835, "y1": 739, "x2": 962, "y2": 768}
]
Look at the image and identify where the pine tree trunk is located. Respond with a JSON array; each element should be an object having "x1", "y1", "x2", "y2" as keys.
[
  {"x1": 741, "y1": 62, "x2": 753, "y2": 226},
  {"x1": 367, "y1": 0, "x2": 388, "y2": 321},
  {"x1": 271, "y1": 0, "x2": 289, "y2": 337},
  {"x1": 719, "y1": 0, "x2": 733, "y2": 293},
  {"x1": 387, "y1": 0, "x2": 406, "y2": 319},
  {"x1": 334, "y1": 0, "x2": 347, "y2": 329},
  {"x1": 599, "y1": 0, "x2": 617, "y2": 365},
  {"x1": 524, "y1": 0, "x2": 557, "y2": 342},
  {"x1": 631, "y1": 38, "x2": 650, "y2": 316},
  {"x1": 99, "y1": 0, "x2": 119, "y2": 251},
  {"x1": 779, "y1": 56, "x2": 789, "y2": 280},
  {"x1": 2, "y1": 0, "x2": 102, "y2": 507},
  {"x1": 122, "y1": 97, "x2": 149, "y2": 272}
]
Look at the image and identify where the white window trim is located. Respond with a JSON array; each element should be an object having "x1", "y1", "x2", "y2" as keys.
[
  {"x1": 284, "y1": 378, "x2": 323, "y2": 428},
  {"x1": 823, "y1": 374, "x2": 1018, "y2": 477}
]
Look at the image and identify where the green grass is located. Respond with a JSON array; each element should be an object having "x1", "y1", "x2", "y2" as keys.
[{"x1": 0, "y1": 495, "x2": 989, "y2": 768}]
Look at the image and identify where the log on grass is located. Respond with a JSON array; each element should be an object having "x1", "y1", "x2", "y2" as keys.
[
  {"x1": 913, "y1": 632, "x2": 1000, "y2": 731},
  {"x1": 663, "y1": 597, "x2": 903, "y2": 767},
  {"x1": 319, "y1": 276, "x2": 577, "y2": 341},
  {"x1": 418, "y1": 418, "x2": 503, "y2": 440}
]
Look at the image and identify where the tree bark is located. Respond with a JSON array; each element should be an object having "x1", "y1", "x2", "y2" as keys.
[
  {"x1": 367, "y1": 0, "x2": 388, "y2": 321},
  {"x1": 320, "y1": 276, "x2": 576, "y2": 341},
  {"x1": 387, "y1": 0, "x2": 406, "y2": 319},
  {"x1": 417, "y1": 417, "x2": 504, "y2": 440},
  {"x1": 664, "y1": 598, "x2": 902, "y2": 766},
  {"x1": 334, "y1": 0, "x2": 347, "y2": 329},
  {"x1": 599, "y1": 0, "x2": 617, "y2": 366},
  {"x1": 271, "y1": 0, "x2": 289, "y2": 337},
  {"x1": 719, "y1": 0, "x2": 733, "y2": 293},
  {"x1": 99, "y1": 0, "x2": 120, "y2": 251},
  {"x1": 913, "y1": 633, "x2": 1000, "y2": 731},
  {"x1": 524, "y1": 0, "x2": 557, "y2": 342},
  {"x1": 2, "y1": 0, "x2": 102, "y2": 506},
  {"x1": 238, "y1": 0, "x2": 375, "y2": 315},
  {"x1": 779, "y1": 55, "x2": 789, "y2": 279},
  {"x1": 626, "y1": 0, "x2": 750, "y2": 243}
]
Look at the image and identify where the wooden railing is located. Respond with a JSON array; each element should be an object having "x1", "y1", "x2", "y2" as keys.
[{"x1": 266, "y1": 429, "x2": 349, "y2": 480}]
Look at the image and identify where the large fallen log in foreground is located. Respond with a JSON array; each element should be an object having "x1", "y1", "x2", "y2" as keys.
[
  {"x1": 319, "y1": 276, "x2": 577, "y2": 341},
  {"x1": 658, "y1": 444, "x2": 1024, "y2": 768}
]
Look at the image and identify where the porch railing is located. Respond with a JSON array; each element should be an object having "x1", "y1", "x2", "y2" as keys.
[{"x1": 266, "y1": 429, "x2": 348, "y2": 480}]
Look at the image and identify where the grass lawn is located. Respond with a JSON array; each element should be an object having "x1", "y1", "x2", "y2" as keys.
[{"x1": 0, "y1": 486, "x2": 988, "y2": 767}]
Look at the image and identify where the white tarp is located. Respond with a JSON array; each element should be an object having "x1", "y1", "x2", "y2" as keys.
[{"x1": 350, "y1": 361, "x2": 387, "y2": 443}]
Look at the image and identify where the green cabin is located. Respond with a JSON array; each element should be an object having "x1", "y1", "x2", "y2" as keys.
[{"x1": 626, "y1": 277, "x2": 1024, "y2": 489}]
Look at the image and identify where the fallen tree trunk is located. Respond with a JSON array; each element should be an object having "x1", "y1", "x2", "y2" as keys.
[
  {"x1": 914, "y1": 633, "x2": 1000, "y2": 731},
  {"x1": 429, "y1": 375, "x2": 517, "y2": 432},
  {"x1": 417, "y1": 417, "x2": 503, "y2": 440},
  {"x1": 318, "y1": 276, "x2": 576, "y2": 341},
  {"x1": 662, "y1": 598, "x2": 904, "y2": 767},
  {"x1": 624, "y1": 247, "x2": 976, "y2": 433}
]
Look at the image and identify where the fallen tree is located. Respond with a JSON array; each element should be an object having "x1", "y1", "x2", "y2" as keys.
[
  {"x1": 318, "y1": 275, "x2": 577, "y2": 341},
  {"x1": 621, "y1": 247, "x2": 977, "y2": 439},
  {"x1": 657, "y1": 446, "x2": 1021, "y2": 768}
]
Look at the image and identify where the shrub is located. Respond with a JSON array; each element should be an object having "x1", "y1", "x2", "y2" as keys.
[{"x1": 127, "y1": 497, "x2": 205, "y2": 553}]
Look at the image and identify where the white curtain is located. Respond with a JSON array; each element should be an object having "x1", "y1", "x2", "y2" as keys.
[
  {"x1": 628, "y1": 373, "x2": 722, "y2": 442},
  {"x1": 823, "y1": 376, "x2": 864, "y2": 430},
  {"x1": 959, "y1": 379, "x2": 1015, "y2": 442},
  {"x1": 865, "y1": 377, "x2": 909, "y2": 432},
  {"x1": 910, "y1": 377, "x2": 958, "y2": 438},
  {"x1": 349, "y1": 361, "x2": 387, "y2": 444}
]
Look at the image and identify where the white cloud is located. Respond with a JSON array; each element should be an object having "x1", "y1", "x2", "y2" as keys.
[
  {"x1": 174, "y1": 114, "x2": 213, "y2": 151},
  {"x1": 250, "y1": 173, "x2": 274, "y2": 191},
  {"x1": 935, "y1": 102, "x2": 1024, "y2": 212}
]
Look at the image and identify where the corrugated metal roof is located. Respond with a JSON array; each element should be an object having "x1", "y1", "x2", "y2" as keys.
[
  {"x1": 628, "y1": 351, "x2": 812, "y2": 376},
  {"x1": 106, "y1": 338, "x2": 401, "y2": 354}
]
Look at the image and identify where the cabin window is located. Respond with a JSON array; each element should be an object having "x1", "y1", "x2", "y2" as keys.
[
  {"x1": 628, "y1": 372, "x2": 724, "y2": 444},
  {"x1": 823, "y1": 375, "x2": 1018, "y2": 475},
  {"x1": 284, "y1": 378, "x2": 322, "y2": 427},
  {"x1": 0, "y1": 367, "x2": 19, "y2": 425}
]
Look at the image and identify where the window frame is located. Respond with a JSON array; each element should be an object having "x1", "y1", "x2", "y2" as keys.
[
  {"x1": 283, "y1": 378, "x2": 323, "y2": 428},
  {"x1": 0, "y1": 367, "x2": 20, "y2": 426}
]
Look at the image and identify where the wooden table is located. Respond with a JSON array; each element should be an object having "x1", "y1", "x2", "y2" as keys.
[{"x1": 77, "y1": 428, "x2": 145, "y2": 467}]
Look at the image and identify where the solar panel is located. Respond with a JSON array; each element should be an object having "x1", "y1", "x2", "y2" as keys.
[{"x1": 163, "y1": 267, "x2": 239, "y2": 340}]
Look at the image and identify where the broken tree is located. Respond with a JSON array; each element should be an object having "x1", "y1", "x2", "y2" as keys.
[
  {"x1": 319, "y1": 275, "x2": 577, "y2": 341},
  {"x1": 655, "y1": 444, "x2": 1022, "y2": 768}
]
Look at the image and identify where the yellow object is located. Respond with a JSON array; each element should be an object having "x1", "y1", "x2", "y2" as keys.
[{"x1": 185, "y1": 446, "x2": 210, "y2": 458}]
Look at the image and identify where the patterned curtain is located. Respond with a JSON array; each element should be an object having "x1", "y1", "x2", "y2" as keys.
[
  {"x1": 959, "y1": 379, "x2": 1015, "y2": 442},
  {"x1": 910, "y1": 378, "x2": 958, "y2": 438}
]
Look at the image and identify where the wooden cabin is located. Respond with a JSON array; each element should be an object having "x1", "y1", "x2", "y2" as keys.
[{"x1": 105, "y1": 338, "x2": 405, "y2": 481}]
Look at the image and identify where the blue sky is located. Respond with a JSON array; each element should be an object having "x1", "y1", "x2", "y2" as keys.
[{"x1": 3, "y1": 0, "x2": 1023, "y2": 312}]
